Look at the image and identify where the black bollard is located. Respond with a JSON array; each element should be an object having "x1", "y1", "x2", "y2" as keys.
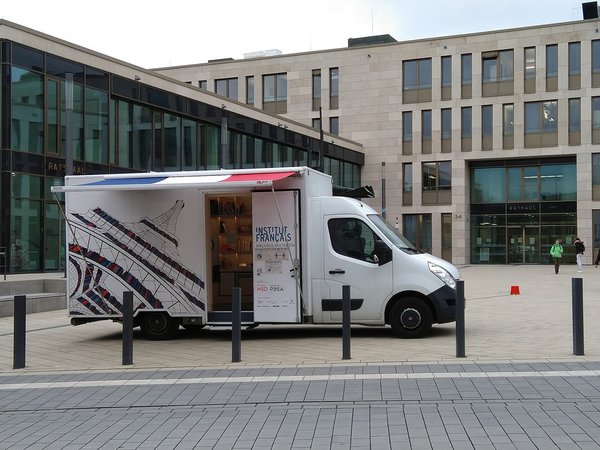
[
  {"x1": 342, "y1": 285, "x2": 351, "y2": 360},
  {"x1": 232, "y1": 287, "x2": 241, "y2": 363},
  {"x1": 572, "y1": 278, "x2": 584, "y2": 356},
  {"x1": 122, "y1": 291, "x2": 134, "y2": 365},
  {"x1": 13, "y1": 295, "x2": 26, "y2": 369},
  {"x1": 455, "y1": 280, "x2": 465, "y2": 358}
]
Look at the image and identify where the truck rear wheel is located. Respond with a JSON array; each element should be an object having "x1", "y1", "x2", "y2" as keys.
[
  {"x1": 139, "y1": 312, "x2": 180, "y2": 340},
  {"x1": 389, "y1": 298, "x2": 433, "y2": 338}
]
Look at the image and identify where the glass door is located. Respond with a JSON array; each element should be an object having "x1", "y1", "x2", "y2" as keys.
[
  {"x1": 524, "y1": 227, "x2": 540, "y2": 263},
  {"x1": 43, "y1": 203, "x2": 65, "y2": 271},
  {"x1": 507, "y1": 226, "x2": 540, "y2": 263}
]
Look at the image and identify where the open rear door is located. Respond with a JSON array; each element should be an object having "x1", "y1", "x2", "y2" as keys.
[{"x1": 252, "y1": 190, "x2": 301, "y2": 323}]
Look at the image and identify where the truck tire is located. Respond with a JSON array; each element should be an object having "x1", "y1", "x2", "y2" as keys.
[
  {"x1": 139, "y1": 312, "x2": 180, "y2": 340},
  {"x1": 389, "y1": 298, "x2": 433, "y2": 338}
]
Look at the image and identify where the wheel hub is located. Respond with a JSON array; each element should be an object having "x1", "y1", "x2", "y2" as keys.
[
  {"x1": 149, "y1": 314, "x2": 168, "y2": 332},
  {"x1": 400, "y1": 307, "x2": 421, "y2": 329}
]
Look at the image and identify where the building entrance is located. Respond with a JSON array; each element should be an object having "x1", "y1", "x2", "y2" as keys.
[{"x1": 507, "y1": 227, "x2": 539, "y2": 264}]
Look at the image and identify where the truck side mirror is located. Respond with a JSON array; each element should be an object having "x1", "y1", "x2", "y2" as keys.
[{"x1": 374, "y1": 240, "x2": 392, "y2": 266}]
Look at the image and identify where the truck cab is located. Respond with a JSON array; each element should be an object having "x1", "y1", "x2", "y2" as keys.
[{"x1": 310, "y1": 196, "x2": 458, "y2": 338}]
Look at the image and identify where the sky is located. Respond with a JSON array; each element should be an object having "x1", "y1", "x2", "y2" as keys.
[{"x1": 0, "y1": 0, "x2": 588, "y2": 69}]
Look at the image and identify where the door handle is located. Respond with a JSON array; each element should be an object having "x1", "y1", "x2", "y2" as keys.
[{"x1": 329, "y1": 269, "x2": 346, "y2": 274}]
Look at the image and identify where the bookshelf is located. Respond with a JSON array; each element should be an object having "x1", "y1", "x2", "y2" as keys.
[{"x1": 208, "y1": 195, "x2": 253, "y2": 309}]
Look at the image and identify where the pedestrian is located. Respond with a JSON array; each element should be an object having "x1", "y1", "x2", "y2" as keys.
[
  {"x1": 573, "y1": 237, "x2": 585, "y2": 272},
  {"x1": 550, "y1": 239, "x2": 564, "y2": 274}
]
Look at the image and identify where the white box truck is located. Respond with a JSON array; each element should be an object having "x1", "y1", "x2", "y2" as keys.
[{"x1": 52, "y1": 166, "x2": 459, "y2": 340}]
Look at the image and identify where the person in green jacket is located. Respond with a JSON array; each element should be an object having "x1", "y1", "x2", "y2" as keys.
[{"x1": 550, "y1": 239, "x2": 564, "y2": 274}]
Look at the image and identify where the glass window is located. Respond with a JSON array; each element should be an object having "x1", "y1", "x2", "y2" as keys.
[
  {"x1": 542, "y1": 101, "x2": 558, "y2": 132},
  {"x1": 402, "y1": 162, "x2": 412, "y2": 206},
  {"x1": 593, "y1": 40, "x2": 600, "y2": 74},
  {"x1": 403, "y1": 163, "x2": 412, "y2": 194},
  {"x1": 11, "y1": 67, "x2": 44, "y2": 154},
  {"x1": 441, "y1": 56, "x2": 452, "y2": 87},
  {"x1": 461, "y1": 54, "x2": 472, "y2": 85},
  {"x1": 525, "y1": 101, "x2": 558, "y2": 134},
  {"x1": 163, "y1": 113, "x2": 181, "y2": 171},
  {"x1": 204, "y1": 123, "x2": 220, "y2": 169},
  {"x1": 569, "y1": 42, "x2": 581, "y2": 76},
  {"x1": 12, "y1": 43, "x2": 44, "y2": 72},
  {"x1": 263, "y1": 75, "x2": 275, "y2": 101},
  {"x1": 593, "y1": 154, "x2": 600, "y2": 199},
  {"x1": 262, "y1": 73, "x2": 287, "y2": 113},
  {"x1": 525, "y1": 103, "x2": 539, "y2": 133},
  {"x1": 402, "y1": 214, "x2": 432, "y2": 253},
  {"x1": 422, "y1": 162, "x2": 437, "y2": 191},
  {"x1": 482, "y1": 50, "x2": 514, "y2": 83},
  {"x1": 215, "y1": 78, "x2": 238, "y2": 100},
  {"x1": 422, "y1": 161, "x2": 451, "y2": 191},
  {"x1": 507, "y1": 167, "x2": 522, "y2": 201},
  {"x1": 313, "y1": 70, "x2": 321, "y2": 99},
  {"x1": 402, "y1": 111, "x2": 412, "y2": 141},
  {"x1": 329, "y1": 67, "x2": 339, "y2": 109},
  {"x1": 10, "y1": 173, "x2": 43, "y2": 272},
  {"x1": 132, "y1": 103, "x2": 153, "y2": 171},
  {"x1": 182, "y1": 118, "x2": 198, "y2": 170},
  {"x1": 403, "y1": 60, "x2": 417, "y2": 89},
  {"x1": 546, "y1": 44, "x2": 558, "y2": 77},
  {"x1": 329, "y1": 117, "x2": 339, "y2": 135},
  {"x1": 524, "y1": 47, "x2": 536, "y2": 79},
  {"x1": 328, "y1": 218, "x2": 379, "y2": 262},
  {"x1": 461, "y1": 107, "x2": 472, "y2": 138},
  {"x1": 593, "y1": 97, "x2": 600, "y2": 130},
  {"x1": 117, "y1": 100, "x2": 132, "y2": 168},
  {"x1": 403, "y1": 58, "x2": 432, "y2": 89},
  {"x1": 438, "y1": 161, "x2": 451, "y2": 190},
  {"x1": 84, "y1": 86, "x2": 109, "y2": 164},
  {"x1": 312, "y1": 69, "x2": 321, "y2": 111},
  {"x1": 46, "y1": 78, "x2": 59, "y2": 155},
  {"x1": 540, "y1": 164, "x2": 576, "y2": 201},
  {"x1": 569, "y1": 98, "x2": 581, "y2": 132},
  {"x1": 503, "y1": 104, "x2": 514, "y2": 136},
  {"x1": 523, "y1": 166, "x2": 539, "y2": 201},
  {"x1": 441, "y1": 108, "x2": 452, "y2": 140},
  {"x1": 199, "y1": 80, "x2": 207, "y2": 90},
  {"x1": 246, "y1": 76, "x2": 254, "y2": 105},
  {"x1": 482, "y1": 105, "x2": 493, "y2": 137},
  {"x1": 471, "y1": 167, "x2": 506, "y2": 203},
  {"x1": 422, "y1": 110, "x2": 432, "y2": 140}
]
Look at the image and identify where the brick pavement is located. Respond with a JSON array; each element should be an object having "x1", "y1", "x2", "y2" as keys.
[
  {"x1": 0, "y1": 361, "x2": 599, "y2": 449},
  {"x1": 1, "y1": 265, "x2": 600, "y2": 448}
]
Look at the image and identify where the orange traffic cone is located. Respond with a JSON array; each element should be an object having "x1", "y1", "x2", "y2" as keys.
[{"x1": 510, "y1": 285, "x2": 521, "y2": 295}]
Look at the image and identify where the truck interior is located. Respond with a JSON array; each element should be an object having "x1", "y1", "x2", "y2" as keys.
[{"x1": 207, "y1": 194, "x2": 254, "y2": 321}]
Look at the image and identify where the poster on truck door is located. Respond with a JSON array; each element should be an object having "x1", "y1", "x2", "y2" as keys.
[{"x1": 252, "y1": 191, "x2": 300, "y2": 322}]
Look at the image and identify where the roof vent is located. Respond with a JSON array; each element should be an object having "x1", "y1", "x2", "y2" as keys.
[
  {"x1": 348, "y1": 34, "x2": 397, "y2": 47},
  {"x1": 583, "y1": 1, "x2": 599, "y2": 19}
]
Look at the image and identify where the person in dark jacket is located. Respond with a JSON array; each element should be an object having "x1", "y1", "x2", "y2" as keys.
[{"x1": 574, "y1": 237, "x2": 585, "y2": 272}]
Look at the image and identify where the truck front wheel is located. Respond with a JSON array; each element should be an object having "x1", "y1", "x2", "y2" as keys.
[
  {"x1": 139, "y1": 312, "x2": 180, "y2": 340},
  {"x1": 389, "y1": 298, "x2": 433, "y2": 338}
]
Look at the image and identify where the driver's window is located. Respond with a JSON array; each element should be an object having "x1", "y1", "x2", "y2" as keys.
[{"x1": 328, "y1": 218, "x2": 377, "y2": 262}]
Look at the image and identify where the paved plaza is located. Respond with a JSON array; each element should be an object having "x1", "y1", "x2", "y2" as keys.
[{"x1": 0, "y1": 265, "x2": 599, "y2": 448}]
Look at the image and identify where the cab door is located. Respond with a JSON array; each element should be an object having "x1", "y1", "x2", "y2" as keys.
[{"x1": 320, "y1": 216, "x2": 393, "y2": 322}]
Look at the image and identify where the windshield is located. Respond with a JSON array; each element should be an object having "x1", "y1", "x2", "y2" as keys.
[{"x1": 368, "y1": 214, "x2": 418, "y2": 251}]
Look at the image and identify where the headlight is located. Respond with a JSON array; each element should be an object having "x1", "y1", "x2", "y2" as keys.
[{"x1": 428, "y1": 261, "x2": 456, "y2": 289}]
